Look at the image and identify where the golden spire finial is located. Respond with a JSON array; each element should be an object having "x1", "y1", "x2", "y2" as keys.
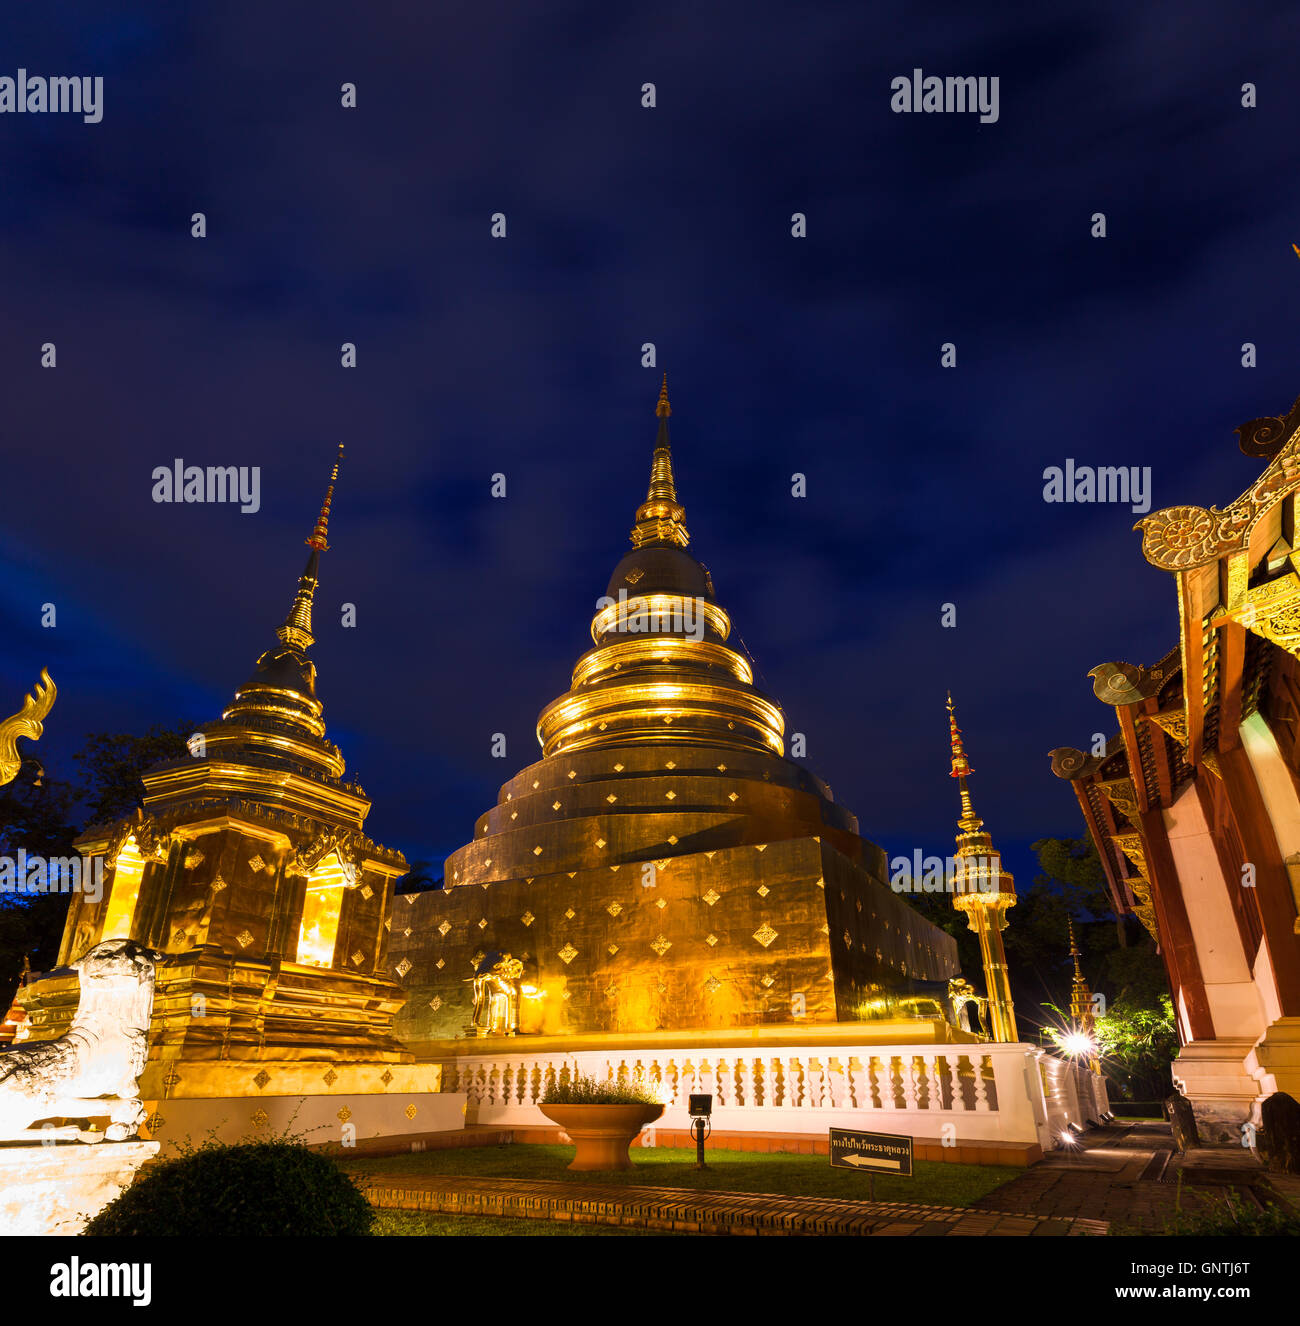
[
  {"x1": 656, "y1": 373, "x2": 671, "y2": 419},
  {"x1": 946, "y1": 692, "x2": 974, "y2": 781},
  {"x1": 631, "y1": 380, "x2": 690, "y2": 548},
  {"x1": 1068, "y1": 916, "x2": 1083, "y2": 976},
  {"x1": 277, "y1": 446, "x2": 344, "y2": 651},
  {"x1": 306, "y1": 444, "x2": 344, "y2": 551}
]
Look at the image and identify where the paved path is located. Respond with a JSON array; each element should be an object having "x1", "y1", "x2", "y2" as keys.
[
  {"x1": 969, "y1": 1121, "x2": 1281, "y2": 1231},
  {"x1": 354, "y1": 1171, "x2": 1107, "y2": 1237}
]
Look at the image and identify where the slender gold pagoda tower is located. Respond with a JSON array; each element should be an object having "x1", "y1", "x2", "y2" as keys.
[
  {"x1": 1067, "y1": 917, "x2": 1100, "y2": 1071},
  {"x1": 946, "y1": 695, "x2": 1019, "y2": 1043}
]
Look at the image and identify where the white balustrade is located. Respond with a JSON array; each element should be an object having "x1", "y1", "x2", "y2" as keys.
[{"x1": 435, "y1": 1039, "x2": 1102, "y2": 1150}]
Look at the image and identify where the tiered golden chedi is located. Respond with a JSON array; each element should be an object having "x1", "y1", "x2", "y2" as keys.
[
  {"x1": 19, "y1": 449, "x2": 434, "y2": 1106},
  {"x1": 390, "y1": 382, "x2": 958, "y2": 1042}
]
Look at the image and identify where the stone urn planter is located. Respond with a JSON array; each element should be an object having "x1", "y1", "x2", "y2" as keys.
[{"x1": 539, "y1": 1102, "x2": 665, "y2": 1171}]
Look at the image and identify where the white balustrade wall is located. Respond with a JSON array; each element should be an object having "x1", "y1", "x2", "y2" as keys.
[{"x1": 435, "y1": 1041, "x2": 1104, "y2": 1152}]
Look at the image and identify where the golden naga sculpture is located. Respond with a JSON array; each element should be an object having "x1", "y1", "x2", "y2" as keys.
[{"x1": 0, "y1": 669, "x2": 56, "y2": 787}]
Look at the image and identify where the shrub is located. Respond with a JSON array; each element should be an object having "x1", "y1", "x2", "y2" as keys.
[
  {"x1": 541, "y1": 1072, "x2": 662, "y2": 1107},
  {"x1": 84, "y1": 1140, "x2": 373, "y2": 1236}
]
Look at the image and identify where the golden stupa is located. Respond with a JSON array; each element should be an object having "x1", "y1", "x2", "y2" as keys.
[
  {"x1": 18, "y1": 448, "x2": 437, "y2": 1110},
  {"x1": 390, "y1": 381, "x2": 959, "y2": 1043}
]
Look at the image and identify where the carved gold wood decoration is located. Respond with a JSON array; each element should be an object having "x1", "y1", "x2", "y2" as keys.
[
  {"x1": 1111, "y1": 830, "x2": 1159, "y2": 941},
  {"x1": 0, "y1": 668, "x2": 55, "y2": 786},
  {"x1": 1096, "y1": 778, "x2": 1139, "y2": 822},
  {"x1": 1145, "y1": 709, "x2": 1188, "y2": 744},
  {"x1": 1212, "y1": 555, "x2": 1300, "y2": 658},
  {"x1": 1137, "y1": 394, "x2": 1300, "y2": 571}
]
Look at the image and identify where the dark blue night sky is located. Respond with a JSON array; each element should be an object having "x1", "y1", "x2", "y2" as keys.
[{"x1": 3, "y1": 3, "x2": 1299, "y2": 892}]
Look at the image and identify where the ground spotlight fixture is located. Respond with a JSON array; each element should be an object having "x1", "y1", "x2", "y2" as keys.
[{"x1": 689, "y1": 1093, "x2": 712, "y2": 1169}]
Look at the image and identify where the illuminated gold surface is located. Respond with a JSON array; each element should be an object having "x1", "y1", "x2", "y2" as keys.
[
  {"x1": 0, "y1": 668, "x2": 55, "y2": 786},
  {"x1": 100, "y1": 838, "x2": 145, "y2": 941},
  {"x1": 946, "y1": 697, "x2": 1018, "y2": 1043},
  {"x1": 392, "y1": 387, "x2": 960, "y2": 1039}
]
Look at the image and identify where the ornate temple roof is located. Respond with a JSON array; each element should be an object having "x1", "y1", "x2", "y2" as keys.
[{"x1": 1049, "y1": 392, "x2": 1300, "y2": 938}]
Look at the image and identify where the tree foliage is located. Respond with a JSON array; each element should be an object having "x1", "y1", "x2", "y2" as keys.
[{"x1": 73, "y1": 723, "x2": 195, "y2": 826}]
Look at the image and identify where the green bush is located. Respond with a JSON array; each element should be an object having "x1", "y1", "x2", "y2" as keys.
[
  {"x1": 541, "y1": 1072, "x2": 662, "y2": 1107},
  {"x1": 84, "y1": 1141, "x2": 373, "y2": 1236}
]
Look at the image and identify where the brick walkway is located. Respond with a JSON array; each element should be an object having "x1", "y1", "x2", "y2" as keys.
[{"x1": 354, "y1": 1171, "x2": 1107, "y2": 1237}]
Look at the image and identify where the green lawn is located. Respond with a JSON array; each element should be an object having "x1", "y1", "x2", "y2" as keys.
[
  {"x1": 345, "y1": 1143, "x2": 1017, "y2": 1209},
  {"x1": 373, "y1": 1209, "x2": 652, "y2": 1236}
]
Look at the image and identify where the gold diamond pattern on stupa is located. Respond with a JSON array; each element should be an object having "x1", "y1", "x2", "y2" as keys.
[
  {"x1": 337, "y1": 1106, "x2": 352, "y2": 1123},
  {"x1": 558, "y1": 943, "x2": 578, "y2": 965},
  {"x1": 655, "y1": 897, "x2": 667, "y2": 909},
  {"x1": 435, "y1": 957, "x2": 445, "y2": 969},
  {"x1": 761, "y1": 976, "x2": 774, "y2": 988},
  {"x1": 651, "y1": 935, "x2": 672, "y2": 956},
  {"x1": 521, "y1": 911, "x2": 535, "y2": 926},
  {"x1": 702, "y1": 889, "x2": 720, "y2": 906},
  {"x1": 608, "y1": 944, "x2": 619, "y2": 956},
  {"x1": 251, "y1": 1109, "x2": 269, "y2": 1128},
  {"x1": 405, "y1": 1104, "x2": 417, "y2": 1120},
  {"x1": 705, "y1": 933, "x2": 718, "y2": 946},
  {"x1": 705, "y1": 975, "x2": 721, "y2": 994},
  {"x1": 438, "y1": 920, "x2": 451, "y2": 937},
  {"x1": 236, "y1": 929, "x2": 253, "y2": 949},
  {"x1": 565, "y1": 907, "x2": 576, "y2": 919},
  {"x1": 395, "y1": 957, "x2": 411, "y2": 977},
  {"x1": 753, "y1": 922, "x2": 778, "y2": 948},
  {"x1": 253, "y1": 1069, "x2": 271, "y2": 1089},
  {"x1": 323, "y1": 1068, "x2": 338, "y2": 1086},
  {"x1": 429, "y1": 996, "x2": 442, "y2": 1011},
  {"x1": 351, "y1": 950, "x2": 364, "y2": 966},
  {"x1": 607, "y1": 901, "x2": 623, "y2": 917},
  {"x1": 361, "y1": 884, "x2": 373, "y2": 900},
  {"x1": 183, "y1": 849, "x2": 204, "y2": 869},
  {"x1": 248, "y1": 854, "x2": 265, "y2": 873},
  {"x1": 757, "y1": 884, "x2": 770, "y2": 897}
]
